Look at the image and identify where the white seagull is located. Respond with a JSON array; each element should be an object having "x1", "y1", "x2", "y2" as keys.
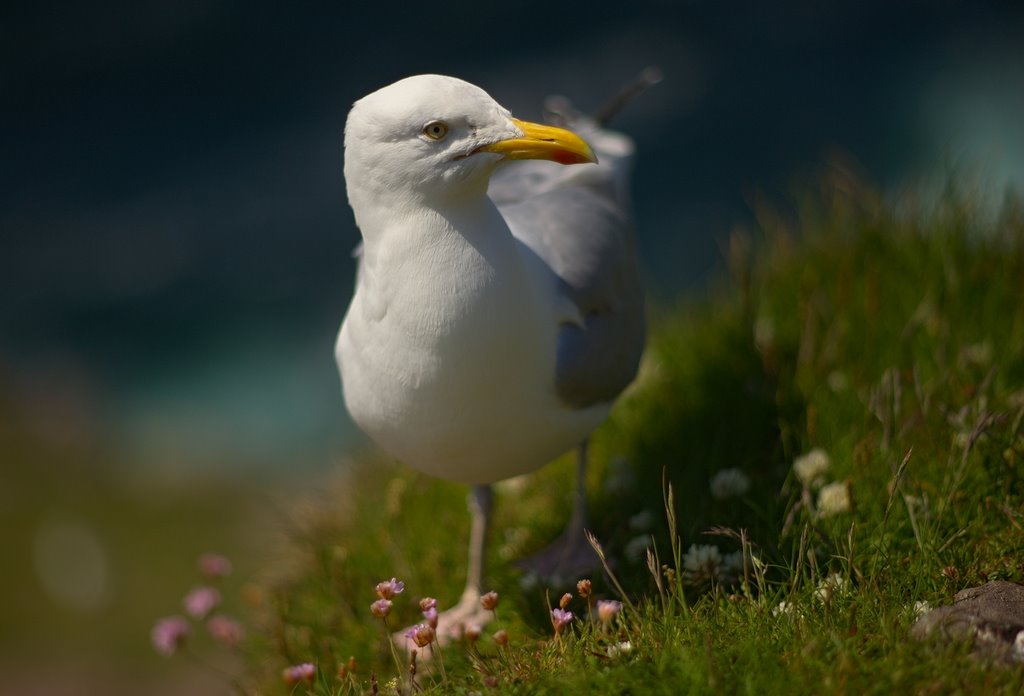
[{"x1": 336, "y1": 74, "x2": 645, "y2": 632}]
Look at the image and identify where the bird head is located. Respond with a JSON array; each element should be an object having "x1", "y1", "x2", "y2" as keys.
[{"x1": 343, "y1": 74, "x2": 596, "y2": 208}]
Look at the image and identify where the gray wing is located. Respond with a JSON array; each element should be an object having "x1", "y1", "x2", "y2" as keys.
[{"x1": 490, "y1": 125, "x2": 645, "y2": 409}]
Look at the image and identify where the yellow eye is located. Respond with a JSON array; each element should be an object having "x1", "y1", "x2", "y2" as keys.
[{"x1": 422, "y1": 120, "x2": 449, "y2": 141}]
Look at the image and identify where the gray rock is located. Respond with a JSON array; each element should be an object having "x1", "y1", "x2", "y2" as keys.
[{"x1": 910, "y1": 581, "x2": 1024, "y2": 664}]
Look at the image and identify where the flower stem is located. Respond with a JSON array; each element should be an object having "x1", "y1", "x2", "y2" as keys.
[{"x1": 379, "y1": 619, "x2": 405, "y2": 687}]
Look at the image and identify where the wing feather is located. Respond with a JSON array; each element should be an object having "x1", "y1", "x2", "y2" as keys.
[{"x1": 490, "y1": 126, "x2": 645, "y2": 408}]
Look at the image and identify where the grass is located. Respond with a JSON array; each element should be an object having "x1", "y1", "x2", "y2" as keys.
[{"x1": 207, "y1": 165, "x2": 1024, "y2": 693}]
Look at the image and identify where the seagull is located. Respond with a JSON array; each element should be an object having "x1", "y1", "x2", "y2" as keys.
[{"x1": 336, "y1": 74, "x2": 645, "y2": 633}]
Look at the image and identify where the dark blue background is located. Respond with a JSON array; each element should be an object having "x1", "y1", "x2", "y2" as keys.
[{"x1": 3, "y1": 1, "x2": 1022, "y2": 475}]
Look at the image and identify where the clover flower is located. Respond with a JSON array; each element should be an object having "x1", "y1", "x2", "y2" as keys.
[
  {"x1": 754, "y1": 315, "x2": 775, "y2": 350},
  {"x1": 682, "y1": 544, "x2": 723, "y2": 586},
  {"x1": 183, "y1": 586, "x2": 221, "y2": 620},
  {"x1": 817, "y1": 481, "x2": 851, "y2": 517},
  {"x1": 720, "y1": 550, "x2": 746, "y2": 584},
  {"x1": 793, "y1": 449, "x2": 830, "y2": 487},
  {"x1": 624, "y1": 534, "x2": 650, "y2": 562},
  {"x1": 375, "y1": 577, "x2": 405, "y2": 600},
  {"x1": 710, "y1": 468, "x2": 751, "y2": 500},
  {"x1": 628, "y1": 510, "x2": 654, "y2": 531},
  {"x1": 151, "y1": 616, "x2": 190, "y2": 657},
  {"x1": 772, "y1": 600, "x2": 797, "y2": 617},
  {"x1": 814, "y1": 573, "x2": 850, "y2": 603},
  {"x1": 912, "y1": 600, "x2": 932, "y2": 619},
  {"x1": 607, "y1": 640, "x2": 632, "y2": 658},
  {"x1": 1014, "y1": 631, "x2": 1024, "y2": 661}
]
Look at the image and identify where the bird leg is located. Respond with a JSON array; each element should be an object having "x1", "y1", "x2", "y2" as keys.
[
  {"x1": 515, "y1": 440, "x2": 601, "y2": 585},
  {"x1": 461, "y1": 483, "x2": 493, "y2": 609},
  {"x1": 395, "y1": 484, "x2": 495, "y2": 651}
]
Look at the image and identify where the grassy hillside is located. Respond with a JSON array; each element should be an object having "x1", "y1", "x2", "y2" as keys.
[{"x1": 194, "y1": 166, "x2": 1023, "y2": 693}]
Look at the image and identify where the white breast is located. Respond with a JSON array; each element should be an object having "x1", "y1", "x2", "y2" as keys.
[{"x1": 336, "y1": 200, "x2": 606, "y2": 484}]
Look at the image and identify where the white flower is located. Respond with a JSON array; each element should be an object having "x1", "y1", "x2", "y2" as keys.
[
  {"x1": 912, "y1": 600, "x2": 932, "y2": 619},
  {"x1": 494, "y1": 474, "x2": 530, "y2": 494},
  {"x1": 827, "y1": 371, "x2": 848, "y2": 392},
  {"x1": 962, "y1": 341, "x2": 992, "y2": 366},
  {"x1": 624, "y1": 535, "x2": 650, "y2": 562},
  {"x1": 628, "y1": 510, "x2": 654, "y2": 531},
  {"x1": 519, "y1": 572, "x2": 539, "y2": 591},
  {"x1": 793, "y1": 448, "x2": 830, "y2": 487},
  {"x1": 814, "y1": 573, "x2": 850, "y2": 603},
  {"x1": 720, "y1": 550, "x2": 745, "y2": 583},
  {"x1": 604, "y1": 457, "x2": 636, "y2": 494},
  {"x1": 754, "y1": 316, "x2": 775, "y2": 350},
  {"x1": 773, "y1": 600, "x2": 797, "y2": 617},
  {"x1": 498, "y1": 526, "x2": 529, "y2": 560},
  {"x1": 606, "y1": 641, "x2": 633, "y2": 658},
  {"x1": 976, "y1": 626, "x2": 1000, "y2": 645},
  {"x1": 710, "y1": 468, "x2": 751, "y2": 500},
  {"x1": 1013, "y1": 630, "x2": 1024, "y2": 661},
  {"x1": 682, "y1": 544, "x2": 722, "y2": 585},
  {"x1": 817, "y1": 481, "x2": 851, "y2": 517}
]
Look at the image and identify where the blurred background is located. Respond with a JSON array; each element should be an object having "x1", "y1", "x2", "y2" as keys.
[{"x1": 2, "y1": 0, "x2": 1023, "y2": 692}]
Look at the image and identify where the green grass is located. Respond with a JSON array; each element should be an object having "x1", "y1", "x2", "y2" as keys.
[{"x1": 229, "y1": 168, "x2": 1024, "y2": 694}]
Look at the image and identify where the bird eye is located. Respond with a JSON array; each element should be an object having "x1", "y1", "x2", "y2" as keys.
[{"x1": 422, "y1": 120, "x2": 449, "y2": 141}]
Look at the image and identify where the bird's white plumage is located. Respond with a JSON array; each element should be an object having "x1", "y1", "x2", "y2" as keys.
[{"x1": 336, "y1": 74, "x2": 640, "y2": 484}]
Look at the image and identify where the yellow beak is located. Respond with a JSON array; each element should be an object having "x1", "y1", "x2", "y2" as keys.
[{"x1": 477, "y1": 118, "x2": 597, "y2": 165}]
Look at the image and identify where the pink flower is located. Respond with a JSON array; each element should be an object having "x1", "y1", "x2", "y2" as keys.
[
  {"x1": 151, "y1": 616, "x2": 190, "y2": 656},
  {"x1": 375, "y1": 577, "x2": 405, "y2": 600},
  {"x1": 597, "y1": 600, "x2": 623, "y2": 624},
  {"x1": 577, "y1": 579, "x2": 592, "y2": 598},
  {"x1": 464, "y1": 622, "x2": 482, "y2": 643},
  {"x1": 206, "y1": 614, "x2": 245, "y2": 647},
  {"x1": 551, "y1": 608, "x2": 574, "y2": 634},
  {"x1": 370, "y1": 598, "x2": 393, "y2": 619},
  {"x1": 197, "y1": 553, "x2": 232, "y2": 579},
  {"x1": 422, "y1": 606, "x2": 438, "y2": 629},
  {"x1": 480, "y1": 591, "x2": 499, "y2": 611},
  {"x1": 282, "y1": 662, "x2": 316, "y2": 686},
  {"x1": 405, "y1": 623, "x2": 434, "y2": 648},
  {"x1": 559, "y1": 592, "x2": 572, "y2": 609},
  {"x1": 183, "y1": 586, "x2": 221, "y2": 619},
  {"x1": 492, "y1": 629, "x2": 509, "y2": 646},
  {"x1": 419, "y1": 597, "x2": 437, "y2": 612}
]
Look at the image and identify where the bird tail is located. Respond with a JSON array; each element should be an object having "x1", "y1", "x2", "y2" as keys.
[
  {"x1": 542, "y1": 66, "x2": 663, "y2": 129},
  {"x1": 591, "y1": 66, "x2": 663, "y2": 127}
]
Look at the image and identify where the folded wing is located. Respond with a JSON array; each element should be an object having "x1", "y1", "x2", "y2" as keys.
[{"x1": 490, "y1": 123, "x2": 645, "y2": 409}]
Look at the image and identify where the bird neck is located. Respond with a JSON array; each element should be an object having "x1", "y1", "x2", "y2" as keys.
[{"x1": 355, "y1": 191, "x2": 512, "y2": 262}]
